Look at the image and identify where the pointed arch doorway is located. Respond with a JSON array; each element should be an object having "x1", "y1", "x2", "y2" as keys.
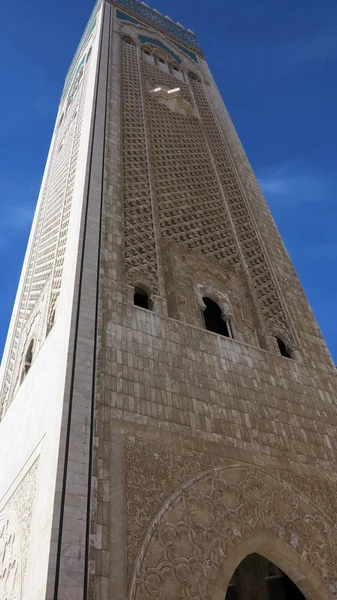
[{"x1": 226, "y1": 554, "x2": 306, "y2": 600}]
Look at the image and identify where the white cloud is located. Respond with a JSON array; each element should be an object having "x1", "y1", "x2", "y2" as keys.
[{"x1": 258, "y1": 162, "x2": 334, "y2": 207}]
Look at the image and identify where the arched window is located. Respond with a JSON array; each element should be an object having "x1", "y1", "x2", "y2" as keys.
[
  {"x1": 21, "y1": 339, "x2": 34, "y2": 383},
  {"x1": 46, "y1": 309, "x2": 56, "y2": 336},
  {"x1": 134, "y1": 287, "x2": 151, "y2": 310},
  {"x1": 143, "y1": 48, "x2": 153, "y2": 65},
  {"x1": 276, "y1": 337, "x2": 292, "y2": 359},
  {"x1": 122, "y1": 35, "x2": 135, "y2": 45},
  {"x1": 203, "y1": 297, "x2": 232, "y2": 338},
  {"x1": 188, "y1": 71, "x2": 201, "y2": 82}
]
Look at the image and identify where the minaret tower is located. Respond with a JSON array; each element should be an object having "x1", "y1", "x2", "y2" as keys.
[{"x1": 1, "y1": 1, "x2": 337, "y2": 599}]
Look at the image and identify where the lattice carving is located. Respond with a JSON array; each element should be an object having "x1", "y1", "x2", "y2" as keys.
[
  {"x1": 130, "y1": 462, "x2": 337, "y2": 600},
  {"x1": 122, "y1": 40, "x2": 159, "y2": 293},
  {"x1": 142, "y1": 61, "x2": 240, "y2": 268},
  {"x1": 0, "y1": 49, "x2": 93, "y2": 418},
  {"x1": 190, "y1": 78, "x2": 290, "y2": 338}
]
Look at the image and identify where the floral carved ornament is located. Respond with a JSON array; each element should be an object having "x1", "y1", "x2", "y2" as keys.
[{"x1": 129, "y1": 464, "x2": 337, "y2": 600}]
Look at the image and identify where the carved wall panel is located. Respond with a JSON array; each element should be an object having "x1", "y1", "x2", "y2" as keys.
[
  {"x1": 189, "y1": 78, "x2": 290, "y2": 341},
  {"x1": 122, "y1": 39, "x2": 159, "y2": 294},
  {"x1": 142, "y1": 61, "x2": 241, "y2": 270},
  {"x1": 126, "y1": 437, "x2": 232, "y2": 575},
  {"x1": 277, "y1": 471, "x2": 337, "y2": 525},
  {"x1": 0, "y1": 459, "x2": 39, "y2": 600},
  {"x1": 0, "y1": 512, "x2": 22, "y2": 600},
  {"x1": 162, "y1": 242, "x2": 262, "y2": 347},
  {"x1": 126, "y1": 440, "x2": 337, "y2": 599},
  {"x1": 1, "y1": 41, "x2": 94, "y2": 417}
]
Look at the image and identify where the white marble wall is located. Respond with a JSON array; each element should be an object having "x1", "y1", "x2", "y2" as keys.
[{"x1": 0, "y1": 4, "x2": 103, "y2": 599}]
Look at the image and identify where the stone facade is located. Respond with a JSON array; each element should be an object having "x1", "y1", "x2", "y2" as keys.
[
  {"x1": 91, "y1": 3, "x2": 337, "y2": 599},
  {"x1": 0, "y1": 1, "x2": 337, "y2": 599}
]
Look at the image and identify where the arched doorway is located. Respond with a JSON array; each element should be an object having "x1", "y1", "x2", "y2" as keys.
[
  {"x1": 130, "y1": 465, "x2": 335, "y2": 600},
  {"x1": 226, "y1": 554, "x2": 306, "y2": 600}
]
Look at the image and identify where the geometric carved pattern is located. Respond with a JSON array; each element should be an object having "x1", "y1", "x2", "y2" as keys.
[
  {"x1": 0, "y1": 458, "x2": 39, "y2": 599},
  {"x1": 0, "y1": 49, "x2": 93, "y2": 418},
  {"x1": 122, "y1": 41, "x2": 159, "y2": 293},
  {"x1": 190, "y1": 78, "x2": 290, "y2": 338},
  {"x1": 115, "y1": 0, "x2": 201, "y2": 50},
  {"x1": 278, "y1": 471, "x2": 337, "y2": 524},
  {"x1": 143, "y1": 61, "x2": 240, "y2": 268},
  {"x1": 130, "y1": 463, "x2": 337, "y2": 600},
  {"x1": 0, "y1": 512, "x2": 22, "y2": 600}
]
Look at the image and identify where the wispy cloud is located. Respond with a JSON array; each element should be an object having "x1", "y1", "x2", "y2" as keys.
[
  {"x1": 258, "y1": 161, "x2": 337, "y2": 259},
  {"x1": 258, "y1": 161, "x2": 337, "y2": 358},
  {"x1": 258, "y1": 161, "x2": 334, "y2": 207}
]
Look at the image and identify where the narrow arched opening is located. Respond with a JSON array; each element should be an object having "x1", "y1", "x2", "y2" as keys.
[
  {"x1": 46, "y1": 309, "x2": 56, "y2": 336},
  {"x1": 122, "y1": 35, "x2": 135, "y2": 46},
  {"x1": 276, "y1": 337, "x2": 292, "y2": 359},
  {"x1": 21, "y1": 339, "x2": 34, "y2": 383},
  {"x1": 203, "y1": 297, "x2": 231, "y2": 338},
  {"x1": 188, "y1": 70, "x2": 201, "y2": 82},
  {"x1": 134, "y1": 287, "x2": 151, "y2": 310},
  {"x1": 225, "y1": 554, "x2": 306, "y2": 600}
]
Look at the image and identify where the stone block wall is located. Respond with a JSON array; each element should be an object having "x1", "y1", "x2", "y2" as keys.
[{"x1": 87, "y1": 7, "x2": 337, "y2": 598}]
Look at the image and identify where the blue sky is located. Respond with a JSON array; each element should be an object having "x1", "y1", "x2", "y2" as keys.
[{"x1": 0, "y1": 0, "x2": 336, "y2": 361}]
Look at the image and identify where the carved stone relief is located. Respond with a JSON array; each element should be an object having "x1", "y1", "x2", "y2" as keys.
[
  {"x1": 0, "y1": 459, "x2": 39, "y2": 600},
  {"x1": 189, "y1": 77, "x2": 292, "y2": 343},
  {"x1": 0, "y1": 512, "x2": 21, "y2": 600},
  {"x1": 142, "y1": 60, "x2": 241, "y2": 270},
  {"x1": 277, "y1": 470, "x2": 337, "y2": 524},
  {"x1": 126, "y1": 439, "x2": 337, "y2": 599},
  {"x1": 126, "y1": 437, "x2": 232, "y2": 575},
  {"x1": 162, "y1": 242, "x2": 262, "y2": 347},
  {"x1": 122, "y1": 38, "x2": 160, "y2": 294}
]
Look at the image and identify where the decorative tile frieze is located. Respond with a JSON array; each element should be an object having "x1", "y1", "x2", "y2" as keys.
[{"x1": 115, "y1": 0, "x2": 201, "y2": 50}]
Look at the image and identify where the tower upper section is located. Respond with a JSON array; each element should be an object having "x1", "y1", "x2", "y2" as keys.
[{"x1": 112, "y1": 0, "x2": 201, "y2": 50}]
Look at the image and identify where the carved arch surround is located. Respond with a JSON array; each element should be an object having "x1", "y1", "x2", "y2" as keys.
[{"x1": 129, "y1": 465, "x2": 337, "y2": 600}]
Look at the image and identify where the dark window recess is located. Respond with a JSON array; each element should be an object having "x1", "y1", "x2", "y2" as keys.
[
  {"x1": 134, "y1": 288, "x2": 150, "y2": 310},
  {"x1": 46, "y1": 310, "x2": 55, "y2": 336},
  {"x1": 189, "y1": 71, "x2": 200, "y2": 82},
  {"x1": 203, "y1": 297, "x2": 230, "y2": 337},
  {"x1": 276, "y1": 337, "x2": 292, "y2": 359},
  {"x1": 21, "y1": 340, "x2": 34, "y2": 383}
]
